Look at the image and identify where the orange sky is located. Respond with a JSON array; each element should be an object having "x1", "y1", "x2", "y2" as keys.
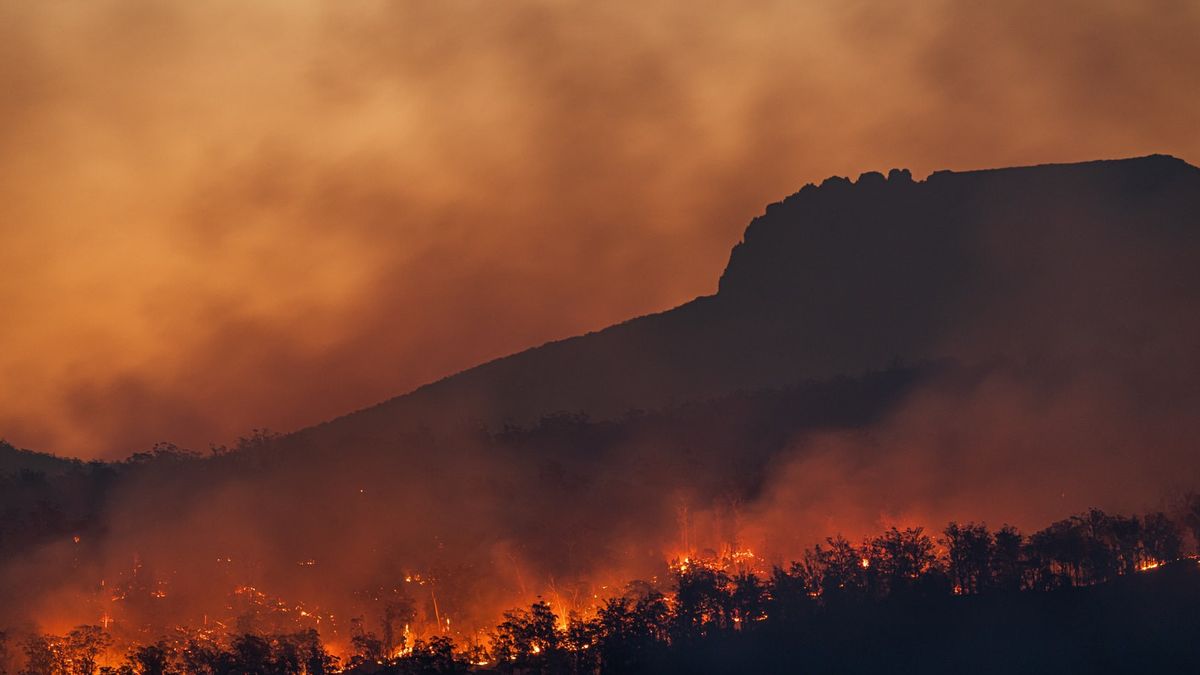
[{"x1": 2, "y1": 0, "x2": 1199, "y2": 458}]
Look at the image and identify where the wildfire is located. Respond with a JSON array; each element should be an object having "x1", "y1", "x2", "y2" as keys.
[
  {"x1": 19, "y1": 506, "x2": 1200, "y2": 674},
  {"x1": 731, "y1": 548, "x2": 756, "y2": 563}
]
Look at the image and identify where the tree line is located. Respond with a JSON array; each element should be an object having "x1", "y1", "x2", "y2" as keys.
[{"x1": 4, "y1": 497, "x2": 1200, "y2": 675}]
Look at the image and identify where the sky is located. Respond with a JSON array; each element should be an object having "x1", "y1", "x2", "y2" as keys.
[{"x1": 2, "y1": 0, "x2": 1199, "y2": 459}]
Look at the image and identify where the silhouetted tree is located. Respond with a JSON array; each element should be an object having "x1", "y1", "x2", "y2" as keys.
[
  {"x1": 20, "y1": 635, "x2": 59, "y2": 675},
  {"x1": 1079, "y1": 509, "x2": 1121, "y2": 582},
  {"x1": 128, "y1": 641, "x2": 172, "y2": 675},
  {"x1": 230, "y1": 634, "x2": 272, "y2": 674},
  {"x1": 1107, "y1": 512, "x2": 1144, "y2": 574},
  {"x1": 1028, "y1": 518, "x2": 1085, "y2": 588},
  {"x1": 869, "y1": 527, "x2": 938, "y2": 598},
  {"x1": 672, "y1": 564, "x2": 732, "y2": 642},
  {"x1": 729, "y1": 572, "x2": 767, "y2": 628},
  {"x1": 297, "y1": 629, "x2": 339, "y2": 675},
  {"x1": 991, "y1": 525, "x2": 1024, "y2": 592},
  {"x1": 383, "y1": 598, "x2": 417, "y2": 657},
  {"x1": 766, "y1": 563, "x2": 814, "y2": 625},
  {"x1": 591, "y1": 588, "x2": 670, "y2": 674},
  {"x1": 562, "y1": 613, "x2": 599, "y2": 675},
  {"x1": 180, "y1": 637, "x2": 233, "y2": 674},
  {"x1": 55, "y1": 626, "x2": 111, "y2": 675},
  {"x1": 1142, "y1": 512, "x2": 1183, "y2": 563},
  {"x1": 1182, "y1": 492, "x2": 1200, "y2": 551},
  {"x1": 349, "y1": 618, "x2": 385, "y2": 669},
  {"x1": 944, "y1": 522, "x2": 993, "y2": 594},
  {"x1": 804, "y1": 535, "x2": 868, "y2": 605},
  {"x1": 404, "y1": 636, "x2": 463, "y2": 674},
  {"x1": 490, "y1": 600, "x2": 563, "y2": 673}
]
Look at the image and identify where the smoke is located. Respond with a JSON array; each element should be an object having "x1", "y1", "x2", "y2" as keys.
[
  {"x1": 2, "y1": 0, "x2": 1199, "y2": 457},
  {"x1": 734, "y1": 166, "x2": 1200, "y2": 556},
  {"x1": 3, "y1": 1, "x2": 1200, "y2": 664}
]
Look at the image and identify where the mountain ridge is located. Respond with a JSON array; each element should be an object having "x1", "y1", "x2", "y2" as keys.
[{"x1": 294, "y1": 154, "x2": 1200, "y2": 448}]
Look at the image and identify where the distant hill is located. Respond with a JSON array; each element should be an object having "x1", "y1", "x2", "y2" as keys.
[
  {"x1": 0, "y1": 439, "x2": 80, "y2": 476},
  {"x1": 299, "y1": 154, "x2": 1200, "y2": 447}
]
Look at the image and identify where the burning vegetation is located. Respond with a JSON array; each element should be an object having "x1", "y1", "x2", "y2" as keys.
[
  {"x1": 5, "y1": 311, "x2": 1200, "y2": 674},
  {"x1": 2, "y1": 497, "x2": 1200, "y2": 674}
]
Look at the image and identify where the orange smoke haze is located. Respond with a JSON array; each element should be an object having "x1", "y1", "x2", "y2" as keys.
[{"x1": 2, "y1": 0, "x2": 1199, "y2": 458}]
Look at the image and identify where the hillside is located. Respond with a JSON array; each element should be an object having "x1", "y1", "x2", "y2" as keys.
[
  {"x1": 0, "y1": 439, "x2": 81, "y2": 476},
  {"x1": 299, "y1": 154, "x2": 1200, "y2": 447},
  {"x1": 3, "y1": 156, "x2": 1200, "y2": 656}
]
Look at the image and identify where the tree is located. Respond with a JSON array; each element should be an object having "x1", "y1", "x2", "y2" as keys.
[
  {"x1": 65, "y1": 626, "x2": 112, "y2": 675},
  {"x1": 593, "y1": 597, "x2": 637, "y2": 673},
  {"x1": 1078, "y1": 509, "x2": 1121, "y2": 582},
  {"x1": 991, "y1": 525, "x2": 1024, "y2": 592},
  {"x1": 230, "y1": 634, "x2": 272, "y2": 674},
  {"x1": 944, "y1": 522, "x2": 993, "y2": 594},
  {"x1": 128, "y1": 641, "x2": 172, "y2": 675},
  {"x1": 591, "y1": 589, "x2": 670, "y2": 674},
  {"x1": 1181, "y1": 492, "x2": 1200, "y2": 551},
  {"x1": 767, "y1": 563, "x2": 814, "y2": 625},
  {"x1": 672, "y1": 564, "x2": 732, "y2": 642},
  {"x1": 1141, "y1": 512, "x2": 1182, "y2": 563},
  {"x1": 20, "y1": 635, "x2": 61, "y2": 675},
  {"x1": 869, "y1": 527, "x2": 938, "y2": 598},
  {"x1": 1028, "y1": 518, "x2": 1087, "y2": 588},
  {"x1": 405, "y1": 636, "x2": 463, "y2": 674},
  {"x1": 383, "y1": 598, "x2": 417, "y2": 658},
  {"x1": 563, "y1": 613, "x2": 599, "y2": 675},
  {"x1": 490, "y1": 600, "x2": 563, "y2": 673},
  {"x1": 180, "y1": 637, "x2": 233, "y2": 674},
  {"x1": 1106, "y1": 513, "x2": 1144, "y2": 574},
  {"x1": 804, "y1": 535, "x2": 868, "y2": 605},
  {"x1": 729, "y1": 573, "x2": 768, "y2": 628},
  {"x1": 295, "y1": 629, "x2": 339, "y2": 675},
  {"x1": 349, "y1": 618, "x2": 385, "y2": 669}
]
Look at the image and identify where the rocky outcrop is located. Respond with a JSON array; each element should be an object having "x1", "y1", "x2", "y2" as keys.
[{"x1": 298, "y1": 155, "x2": 1200, "y2": 447}]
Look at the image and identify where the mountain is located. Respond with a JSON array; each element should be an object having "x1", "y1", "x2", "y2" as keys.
[
  {"x1": 298, "y1": 154, "x2": 1200, "y2": 446},
  {"x1": 5, "y1": 155, "x2": 1200, "y2": 640}
]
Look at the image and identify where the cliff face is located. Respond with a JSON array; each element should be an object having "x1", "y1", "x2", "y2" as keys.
[
  {"x1": 719, "y1": 155, "x2": 1198, "y2": 300},
  {"x1": 299, "y1": 155, "x2": 1200, "y2": 445},
  {"x1": 711, "y1": 154, "x2": 1200, "y2": 377}
]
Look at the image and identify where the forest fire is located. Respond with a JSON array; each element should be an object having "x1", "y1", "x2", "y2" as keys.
[
  {"x1": 5, "y1": 499, "x2": 1199, "y2": 673},
  {"x1": 3, "y1": 151, "x2": 1200, "y2": 672}
]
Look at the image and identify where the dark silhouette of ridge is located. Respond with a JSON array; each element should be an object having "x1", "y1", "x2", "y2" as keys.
[
  {"x1": 297, "y1": 155, "x2": 1200, "y2": 448},
  {"x1": 0, "y1": 439, "x2": 81, "y2": 475}
]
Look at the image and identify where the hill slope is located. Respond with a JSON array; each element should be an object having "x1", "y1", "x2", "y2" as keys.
[
  {"x1": 0, "y1": 439, "x2": 81, "y2": 476},
  {"x1": 300, "y1": 154, "x2": 1200, "y2": 445}
]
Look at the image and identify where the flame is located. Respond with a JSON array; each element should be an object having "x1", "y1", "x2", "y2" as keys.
[{"x1": 18, "y1": 510, "x2": 1200, "y2": 670}]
